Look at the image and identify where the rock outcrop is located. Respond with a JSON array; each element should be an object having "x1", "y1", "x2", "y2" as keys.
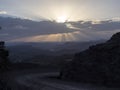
[
  {"x1": 0, "y1": 41, "x2": 9, "y2": 70},
  {"x1": 0, "y1": 41, "x2": 11, "y2": 90},
  {"x1": 60, "y1": 32, "x2": 120, "y2": 86}
]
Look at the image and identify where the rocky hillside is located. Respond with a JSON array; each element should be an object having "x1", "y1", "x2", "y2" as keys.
[
  {"x1": 0, "y1": 41, "x2": 11, "y2": 90},
  {"x1": 60, "y1": 32, "x2": 120, "y2": 86},
  {"x1": 0, "y1": 41, "x2": 9, "y2": 70}
]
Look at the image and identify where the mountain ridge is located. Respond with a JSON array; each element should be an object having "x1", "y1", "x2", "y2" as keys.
[{"x1": 60, "y1": 32, "x2": 120, "y2": 86}]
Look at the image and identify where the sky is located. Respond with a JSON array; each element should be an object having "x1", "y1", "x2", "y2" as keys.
[
  {"x1": 0, "y1": 17, "x2": 120, "y2": 42},
  {"x1": 0, "y1": 0, "x2": 120, "y2": 42},
  {"x1": 0, "y1": 0, "x2": 120, "y2": 21}
]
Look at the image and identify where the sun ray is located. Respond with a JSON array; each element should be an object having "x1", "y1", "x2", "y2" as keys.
[{"x1": 10, "y1": 31, "x2": 82, "y2": 42}]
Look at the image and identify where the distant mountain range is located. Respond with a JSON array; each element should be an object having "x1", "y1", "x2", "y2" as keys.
[{"x1": 7, "y1": 41, "x2": 105, "y2": 63}]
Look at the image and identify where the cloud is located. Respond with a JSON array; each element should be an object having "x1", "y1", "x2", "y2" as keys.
[
  {"x1": 0, "y1": 17, "x2": 79, "y2": 41},
  {"x1": 14, "y1": 25, "x2": 28, "y2": 30},
  {"x1": 67, "y1": 20, "x2": 120, "y2": 31},
  {"x1": 0, "y1": 17, "x2": 120, "y2": 42},
  {"x1": 0, "y1": 10, "x2": 7, "y2": 14},
  {"x1": 1, "y1": 0, "x2": 120, "y2": 21},
  {"x1": 112, "y1": 17, "x2": 120, "y2": 21}
]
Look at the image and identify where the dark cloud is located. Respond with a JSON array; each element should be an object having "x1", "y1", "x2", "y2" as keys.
[
  {"x1": 0, "y1": 17, "x2": 78, "y2": 41},
  {"x1": 0, "y1": 17, "x2": 120, "y2": 42},
  {"x1": 67, "y1": 20, "x2": 120, "y2": 31}
]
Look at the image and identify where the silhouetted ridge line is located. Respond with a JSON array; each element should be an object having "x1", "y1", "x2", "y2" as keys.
[
  {"x1": 107, "y1": 32, "x2": 120, "y2": 43},
  {"x1": 60, "y1": 32, "x2": 120, "y2": 87}
]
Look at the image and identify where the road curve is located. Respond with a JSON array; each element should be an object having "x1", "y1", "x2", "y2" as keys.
[{"x1": 15, "y1": 72, "x2": 119, "y2": 90}]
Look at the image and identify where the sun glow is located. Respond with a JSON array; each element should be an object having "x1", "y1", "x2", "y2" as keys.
[{"x1": 56, "y1": 16, "x2": 68, "y2": 23}]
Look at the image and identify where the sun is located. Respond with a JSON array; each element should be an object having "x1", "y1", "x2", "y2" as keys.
[{"x1": 56, "y1": 16, "x2": 68, "y2": 23}]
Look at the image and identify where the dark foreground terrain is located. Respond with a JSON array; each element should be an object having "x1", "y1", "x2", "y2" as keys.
[
  {"x1": 1, "y1": 64, "x2": 120, "y2": 90},
  {"x1": 1, "y1": 32, "x2": 120, "y2": 89},
  {"x1": 60, "y1": 32, "x2": 120, "y2": 87}
]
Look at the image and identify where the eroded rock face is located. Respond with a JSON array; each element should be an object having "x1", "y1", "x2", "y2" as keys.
[{"x1": 60, "y1": 32, "x2": 120, "y2": 86}]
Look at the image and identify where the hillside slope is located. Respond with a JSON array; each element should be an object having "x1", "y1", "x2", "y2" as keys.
[{"x1": 60, "y1": 32, "x2": 120, "y2": 86}]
